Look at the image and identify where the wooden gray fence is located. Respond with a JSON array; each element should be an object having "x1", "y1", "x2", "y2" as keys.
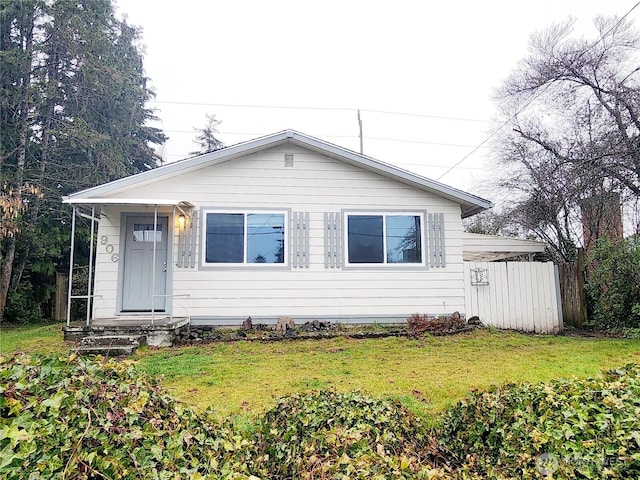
[{"x1": 464, "y1": 261, "x2": 563, "y2": 334}]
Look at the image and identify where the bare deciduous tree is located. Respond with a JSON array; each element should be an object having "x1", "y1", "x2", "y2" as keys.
[{"x1": 490, "y1": 16, "x2": 640, "y2": 260}]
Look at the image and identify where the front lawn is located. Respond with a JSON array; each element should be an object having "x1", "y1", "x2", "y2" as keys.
[
  {"x1": 0, "y1": 322, "x2": 66, "y2": 356},
  {"x1": 2, "y1": 323, "x2": 639, "y2": 420},
  {"x1": 3, "y1": 335, "x2": 640, "y2": 479},
  {"x1": 134, "y1": 329, "x2": 640, "y2": 419}
]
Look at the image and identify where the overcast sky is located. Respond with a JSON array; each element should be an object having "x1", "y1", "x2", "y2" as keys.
[{"x1": 115, "y1": 1, "x2": 639, "y2": 194}]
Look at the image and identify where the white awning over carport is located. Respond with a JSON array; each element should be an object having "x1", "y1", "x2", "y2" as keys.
[{"x1": 462, "y1": 232, "x2": 547, "y2": 261}]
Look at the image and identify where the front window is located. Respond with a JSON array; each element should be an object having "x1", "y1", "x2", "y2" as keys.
[
  {"x1": 132, "y1": 224, "x2": 163, "y2": 243},
  {"x1": 346, "y1": 213, "x2": 423, "y2": 265},
  {"x1": 204, "y1": 211, "x2": 286, "y2": 265}
]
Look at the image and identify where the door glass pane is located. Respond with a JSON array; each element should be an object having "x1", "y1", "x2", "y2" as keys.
[
  {"x1": 386, "y1": 215, "x2": 422, "y2": 263},
  {"x1": 206, "y1": 213, "x2": 244, "y2": 263},
  {"x1": 247, "y1": 213, "x2": 285, "y2": 263},
  {"x1": 348, "y1": 215, "x2": 383, "y2": 263},
  {"x1": 133, "y1": 224, "x2": 163, "y2": 243}
]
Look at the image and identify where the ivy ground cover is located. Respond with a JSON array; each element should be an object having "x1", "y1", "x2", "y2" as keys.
[
  {"x1": 1, "y1": 325, "x2": 640, "y2": 419},
  {"x1": 2, "y1": 354, "x2": 640, "y2": 479}
]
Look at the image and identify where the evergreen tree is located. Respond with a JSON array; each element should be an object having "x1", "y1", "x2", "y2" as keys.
[
  {"x1": 191, "y1": 114, "x2": 224, "y2": 155},
  {"x1": 0, "y1": 0, "x2": 166, "y2": 321}
]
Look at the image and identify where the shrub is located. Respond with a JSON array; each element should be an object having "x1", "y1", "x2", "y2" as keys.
[
  {"x1": 4, "y1": 286, "x2": 41, "y2": 324},
  {"x1": 585, "y1": 235, "x2": 640, "y2": 329},
  {"x1": 5, "y1": 353, "x2": 640, "y2": 479},
  {"x1": 255, "y1": 390, "x2": 451, "y2": 479},
  {"x1": 407, "y1": 312, "x2": 470, "y2": 336},
  {"x1": 439, "y1": 364, "x2": 640, "y2": 479},
  {"x1": 0, "y1": 354, "x2": 256, "y2": 479}
]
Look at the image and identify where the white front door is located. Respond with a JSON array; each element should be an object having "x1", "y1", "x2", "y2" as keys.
[{"x1": 121, "y1": 215, "x2": 169, "y2": 311}]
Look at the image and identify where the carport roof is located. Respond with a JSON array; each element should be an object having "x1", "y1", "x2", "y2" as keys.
[{"x1": 462, "y1": 233, "x2": 547, "y2": 261}]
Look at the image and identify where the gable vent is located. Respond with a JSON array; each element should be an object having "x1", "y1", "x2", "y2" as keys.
[{"x1": 284, "y1": 154, "x2": 294, "y2": 167}]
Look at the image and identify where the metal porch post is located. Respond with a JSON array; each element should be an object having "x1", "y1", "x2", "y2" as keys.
[
  {"x1": 151, "y1": 205, "x2": 158, "y2": 325},
  {"x1": 66, "y1": 206, "x2": 77, "y2": 326},
  {"x1": 86, "y1": 207, "x2": 95, "y2": 326}
]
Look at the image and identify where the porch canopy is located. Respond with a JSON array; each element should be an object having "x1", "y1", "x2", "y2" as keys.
[
  {"x1": 62, "y1": 197, "x2": 194, "y2": 209},
  {"x1": 462, "y1": 232, "x2": 547, "y2": 262},
  {"x1": 61, "y1": 197, "x2": 193, "y2": 327}
]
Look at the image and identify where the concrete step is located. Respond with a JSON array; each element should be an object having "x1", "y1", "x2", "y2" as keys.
[
  {"x1": 72, "y1": 344, "x2": 138, "y2": 357},
  {"x1": 79, "y1": 334, "x2": 146, "y2": 347},
  {"x1": 72, "y1": 334, "x2": 147, "y2": 356}
]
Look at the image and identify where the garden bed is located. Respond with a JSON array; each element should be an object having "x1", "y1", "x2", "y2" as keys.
[{"x1": 175, "y1": 312, "x2": 477, "y2": 345}]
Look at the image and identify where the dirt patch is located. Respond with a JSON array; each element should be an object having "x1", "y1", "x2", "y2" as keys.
[{"x1": 563, "y1": 329, "x2": 629, "y2": 339}]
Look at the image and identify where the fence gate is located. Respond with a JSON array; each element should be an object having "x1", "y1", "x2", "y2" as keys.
[{"x1": 464, "y1": 261, "x2": 563, "y2": 334}]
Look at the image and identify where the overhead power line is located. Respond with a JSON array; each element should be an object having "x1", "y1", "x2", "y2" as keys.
[
  {"x1": 149, "y1": 100, "x2": 490, "y2": 124},
  {"x1": 362, "y1": 108, "x2": 488, "y2": 123},
  {"x1": 150, "y1": 99, "x2": 353, "y2": 112},
  {"x1": 163, "y1": 128, "x2": 490, "y2": 149}
]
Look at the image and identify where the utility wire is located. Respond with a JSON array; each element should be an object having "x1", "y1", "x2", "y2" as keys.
[
  {"x1": 150, "y1": 99, "x2": 353, "y2": 112},
  {"x1": 163, "y1": 128, "x2": 489, "y2": 149},
  {"x1": 435, "y1": 123, "x2": 510, "y2": 180},
  {"x1": 362, "y1": 108, "x2": 488, "y2": 123},
  {"x1": 149, "y1": 100, "x2": 490, "y2": 124}
]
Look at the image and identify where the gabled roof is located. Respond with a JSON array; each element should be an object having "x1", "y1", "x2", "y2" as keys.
[{"x1": 63, "y1": 129, "x2": 492, "y2": 217}]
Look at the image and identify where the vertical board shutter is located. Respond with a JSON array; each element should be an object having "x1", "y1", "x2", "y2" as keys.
[
  {"x1": 177, "y1": 216, "x2": 185, "y2": 268},
  {"x1": 291, "y1": 212, "x2": 309, "y2": 268},
  {"x1": 189, "y1": 211, "x2": 198, "y2": 267},
  {"x1": 324, "y1": 212, "x2": 342, "y2": 268},
  {"x1": 428, "y1": 213, "x2": 446, "y2": 268},
  {"x1": 176, "y1": 211, "x2": 198, "y2": 268}
]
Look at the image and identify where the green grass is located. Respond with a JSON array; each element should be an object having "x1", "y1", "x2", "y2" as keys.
[
  {"x1": 134, "y1": 330, "x2": 640, "y2": 419},
  {"x1": 0, "y1": 322, "x2": 67, "y2": 356},
  {"x1": 2, "y1": 324, "x2": 640, "y2": 422}
]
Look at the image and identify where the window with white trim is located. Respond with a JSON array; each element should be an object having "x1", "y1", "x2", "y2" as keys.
[
  {"x1": 345, "y1": 213, "x2": 424, "y2": 266},
  {"x1": 203, "y1": 211, "x2": 287, "y2": 265}
]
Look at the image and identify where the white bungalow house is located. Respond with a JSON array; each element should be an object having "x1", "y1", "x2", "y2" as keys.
[{"x1": 63, "y1": 130, "x2": 560, "y2": 335}]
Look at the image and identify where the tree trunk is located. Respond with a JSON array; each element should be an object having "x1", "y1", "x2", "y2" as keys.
[
  {"x1": 9, "y1": 235, "x2": 29, "y2": 292},
  {"x1": 0, "y1": 16, "x2": 34, "y2": 321},
  {"x1": 0, "y1": 238, "x2": 17, "y2": 320},
  {"x1": 8, "y1": 65, "x2": 58, "y2": 299}
]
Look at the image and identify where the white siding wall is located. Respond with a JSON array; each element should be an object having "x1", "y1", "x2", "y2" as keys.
[
  {"x1": 93, "y1": 209, "x2": 120, "y2": 319},
  {"x1": 92, "y1": 145, "x2": 466, "y2": 323}
]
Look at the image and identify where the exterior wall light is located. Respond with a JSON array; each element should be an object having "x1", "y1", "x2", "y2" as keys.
[{"x1": 178, "y1": 214, "x2": 186, "y2": 228}]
